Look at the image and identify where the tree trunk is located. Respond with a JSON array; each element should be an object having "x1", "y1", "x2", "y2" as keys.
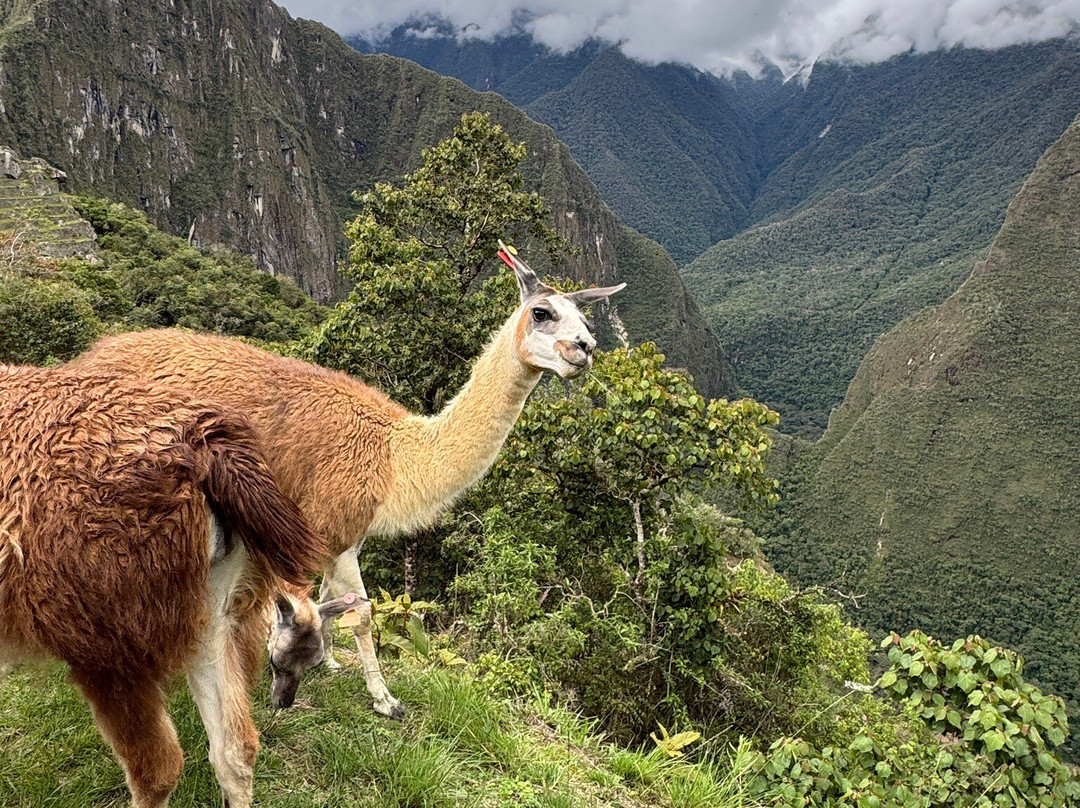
[
  {"x1": 403, "y1": 534, "x2": 419, "y2": 595},
  {"x1": 631, "y1": 498, "x2": 646, "y2": 603},
  {"x1": 403, "y1": 527, "x2": 436, "y2": 595}
]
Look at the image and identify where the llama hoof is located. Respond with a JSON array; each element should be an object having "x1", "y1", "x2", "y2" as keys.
[{"x1": 374, "y1": 696, "x2": 406, "y2": 720}]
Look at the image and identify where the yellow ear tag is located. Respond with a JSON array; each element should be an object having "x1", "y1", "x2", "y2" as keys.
[{"x1": 338, "y1": 609, "x2": 363, "y2": 628}]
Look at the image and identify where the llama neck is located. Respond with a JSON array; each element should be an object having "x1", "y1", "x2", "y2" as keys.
[{"x1": 376, "y1": 317, "x2": 541, "y2": 534}]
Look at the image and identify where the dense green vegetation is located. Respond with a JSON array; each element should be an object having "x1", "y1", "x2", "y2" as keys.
[
  {"x1": 684, "y1": 40, "x2": 1080, "y2": 433},
  {"x1": 749, "y1": 633, "x2": 1079, "y2": 807},
  {"x1": 0, "y1": 195, "x2": 326, "y2": 365},
  {"x1": 761, "y1": 114, "x2": 1080, "y2": 757}
]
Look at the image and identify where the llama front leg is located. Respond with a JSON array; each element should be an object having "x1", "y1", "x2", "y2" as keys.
[
  {"x1": 187, "y1": 621, "x2": 260, "y2": 808},
  {"x1": 71, "y1": 669, "x2": 184, "y2": 808},
  {"x1": 323, "y1": 548, "x2": 405, "y2": 719}
]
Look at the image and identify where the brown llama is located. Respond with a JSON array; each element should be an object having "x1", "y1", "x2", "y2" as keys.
[
  {"x1": 0, "y1": 364, "x2": 353, "y2": 808},
  {"x1": 75, "y1": 246, "x2": 625, "y2": 718}
]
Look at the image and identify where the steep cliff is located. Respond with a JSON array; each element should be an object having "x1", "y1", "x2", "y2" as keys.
[
  {"x1": 767, "y1": 113, "x2": 1080, "y2": 748},
  {"x1": 0, "y1": 0, "x2": 733, "y2": 396}
]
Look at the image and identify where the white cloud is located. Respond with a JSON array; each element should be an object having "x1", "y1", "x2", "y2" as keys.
[{"x1": 281, "y1": 0, "x2": 1080, "y2": 75}]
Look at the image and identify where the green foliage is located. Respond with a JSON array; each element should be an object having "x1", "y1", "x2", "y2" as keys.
[
  {"x1": 302, "y1": 111, "x2": 568, "y2": 414},
  {"x1": 0, "y1": 272, "x2": 99, "y2": 364},
  {"x1": 506, "y1": 343, "x2": 777, "y2": 509},
  {"x1": 750, "y1": 632, "x2": 1080, "y2": 807},
  {"x1": 370, "y1": 590, "x2": 465, "y2": 668},
  {"x1": 67, "y1": 197, "x2": 325, "y2": 342},
  {"x1": 679, "y1": 41, "x2": 1080, "y2": 434},
  {"x1": 438, "y1": 345, "x2": 869, "y2": 745}
]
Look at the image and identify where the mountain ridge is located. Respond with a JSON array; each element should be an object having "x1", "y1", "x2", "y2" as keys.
[
  {"x1": 0, "y1": 0, "x2": 734, "y2": 397},
  {"x1": 764, "y1": 111, "x2": 1080, "y2": 751}
]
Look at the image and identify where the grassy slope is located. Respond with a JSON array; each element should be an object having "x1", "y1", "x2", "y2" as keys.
[
  {"x1": 766, "y1": 113, "x2": 1080, "y2": 750},
  {"x1": 0, "y1": 649, "x2": 754, "y2": 808},
  {"x1": 683, "y1": 40, "x2": 1080, "y2": 433}
]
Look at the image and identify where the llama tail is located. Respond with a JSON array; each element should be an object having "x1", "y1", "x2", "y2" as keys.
[{"x1": 187, "y1": 409, "x2": 327, "y2": 586}]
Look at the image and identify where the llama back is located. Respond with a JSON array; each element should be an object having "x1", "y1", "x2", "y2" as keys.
[
  {"x1": 75, "y1": 329, "x2": 404, "y2": 551},
  {"x1": 0, "y1": 365, "x2": 216, "y2": 675}
]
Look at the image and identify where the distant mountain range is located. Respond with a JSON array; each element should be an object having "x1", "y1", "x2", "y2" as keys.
[
  {"x1": 357, "y1": 28, "x2": 1080, "y2": 433},
  {"x1": 0, "y1": 0, "x2": 733, "y2": 398},
  {"x1": 766, "y1": 111, "x2": 1080, "y2": 755}
]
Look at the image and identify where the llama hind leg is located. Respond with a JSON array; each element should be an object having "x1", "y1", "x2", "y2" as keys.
[
  {"x1": 323, "y1": 549, "x2": 405, "y2": 719},
  {"x1": 187, "y1": 621, "x2": 260, "y2": 808},
  {"x1": 71, "y1": 669, "x2": 183, "y2": 808}
]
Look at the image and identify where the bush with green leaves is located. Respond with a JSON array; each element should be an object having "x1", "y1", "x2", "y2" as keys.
[
  {"x1": 749, "y1": 631, "x2": 1080, "y2": 807},
  {"x1": 435, "y1": 345, "x2": 874, "y2": 744},
  {"x1": 0, "y1": 273, "x2": 100, "y2": 365},
  {"x1": 64, "y1": 197, "x2": 325, "y2": 342},
  {"x1": 302, "y1": 111, "x2": 568, "y2": 415}
]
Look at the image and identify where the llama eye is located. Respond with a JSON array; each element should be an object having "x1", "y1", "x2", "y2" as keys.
[{"x1": 532, "y1": 308, "x2": 551, "y2": 323}]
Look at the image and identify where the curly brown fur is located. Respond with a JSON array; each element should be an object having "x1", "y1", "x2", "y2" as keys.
[{"x1": 0, "y1": 364, "x2": 328, "y2": 807}]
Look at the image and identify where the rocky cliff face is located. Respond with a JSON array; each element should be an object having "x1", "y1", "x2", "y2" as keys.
[{"x1": 0, "y1": 0, "x2": 733, "y2": 396}]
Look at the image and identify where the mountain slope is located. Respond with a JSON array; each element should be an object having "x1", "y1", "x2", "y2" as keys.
[
  {"x1": 360, "y1": 30, "x2": 1080, "y2": 431},
  {"x1": 683, "y1": 40, "x2": 1080, "y2": 431},
  {"x1": 354, "y1": 30, "x2": 763, "y2": 264},
  {"x1": 0, "y1": 0, "x2": 733, "y2": 396},
  {"x1": 766, "y1": 112, "x2": 1080, "y2": 744}
]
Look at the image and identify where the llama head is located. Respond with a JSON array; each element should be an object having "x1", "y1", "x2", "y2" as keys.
[
  {"x1": 267, "y1": 592, "x2": 356, "y2": 708},
  {"x1": 499, "y1": 242, "x2": 626, "y2": 379}
]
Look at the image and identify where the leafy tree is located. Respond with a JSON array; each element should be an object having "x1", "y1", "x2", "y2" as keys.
[
  {"x1": 439, "y1": 345, "x2": 866, "y2": 743},
  {"x1": 303, "y1": 111, "x2": 569, "y2": 414},
  {"x1": 502, "y1": 342, "x2": 778, "y2": 600}
]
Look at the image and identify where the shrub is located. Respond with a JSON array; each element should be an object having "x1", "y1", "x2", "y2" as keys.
[
  {"x1": 749, "y1": 631, "x2": 1080, "y2": 807},
  {"x1": 0, "y1": 274, "x2": 100, "y2": 365}
]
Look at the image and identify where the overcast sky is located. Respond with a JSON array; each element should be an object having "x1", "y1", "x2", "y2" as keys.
[{"x1": 278, "y1": 0, "x2": 1080, "y2": 75}]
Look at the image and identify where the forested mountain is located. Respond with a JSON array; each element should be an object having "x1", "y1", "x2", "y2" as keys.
[
  {"x1": 352, "y1": 28, "x2": 764, "y2": 264},
  {"x1": 0, "y1": 0, "x2": 732, "y2": 397},
  {"x1": 360, "y1": 29, "x2": 1080, "y2": 433},
  {"x1": 764, "y1": 112, "x2": 1080, "y2": 752},
  {"x1": 685, "y1": 42, "x2": 1080, "y2": 432}
]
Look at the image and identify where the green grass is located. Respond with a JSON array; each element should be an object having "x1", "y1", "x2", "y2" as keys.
[{"x1": 0, "y1": 644, "x2": 759, "y2": 808}]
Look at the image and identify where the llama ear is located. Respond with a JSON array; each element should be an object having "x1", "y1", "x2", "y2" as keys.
[
  {"x1": 274, "y1": 594, "x2": 296, "y2": 628},
  {"x1": 498, "y1": 240, "x2": 542, "y2": 301},
  {"x1": 319, "y1": 593, "x2": 361, "y2": 620},
  {"x1": 565, "y1": 283, "x2": 626, "y2": 308}
]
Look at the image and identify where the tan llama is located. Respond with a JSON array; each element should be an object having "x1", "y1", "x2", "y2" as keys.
[
  {"x1": 0, "y1": 364, "x2": 355, "y2": 808},
  {"x1": 75, "y1": 246, "x2": 625, "y2": 719}
]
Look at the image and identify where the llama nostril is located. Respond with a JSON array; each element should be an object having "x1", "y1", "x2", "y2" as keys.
[{"x1": 577, "y1": 339, "x2": 593, "y2": 356}]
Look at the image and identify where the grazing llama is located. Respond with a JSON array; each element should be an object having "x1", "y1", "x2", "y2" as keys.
[
  {"x1": 0, "y1": 364, "x2": 354, "y2": 808},
  {"x1": 75, "y1": 246, "x2": 625, "y2": 718}
]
